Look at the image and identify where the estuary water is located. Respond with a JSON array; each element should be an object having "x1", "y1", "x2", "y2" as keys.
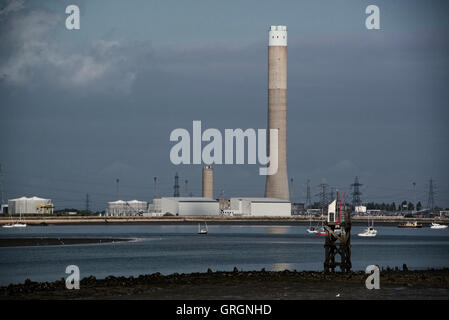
[{"x1": 0, "y1": 224, "x2": 448, "y2": 285}]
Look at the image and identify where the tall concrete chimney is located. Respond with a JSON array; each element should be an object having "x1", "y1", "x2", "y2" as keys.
[
  {"x1": 265, "y1": 25, "x2": 289, "y2": 200},
  {"x1": 202, "y1": 166, "x2": 214, "y2": 199}
]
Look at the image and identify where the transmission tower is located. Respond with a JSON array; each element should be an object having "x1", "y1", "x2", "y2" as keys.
[
  {"x1": 116, "y1": 178, "x2": 120, "y2": 200},
  {"x1": 412, "y1": 182, "x2": 416, "y2": 212},
  {"x1": 350, "y1": 176, "x2": 363, "y2": 206},
  {"x1": 426, "y1": 179, "x2": 435, "y2": 211},
  {"x1": 153, "y1": 177, "x2": 158, "y2": 199},
  {"x1": 306, "y1": 179, "x2": 311, "y2": 209},
  {"x1": 85, "y1": 193, "x2": 90, "y2": 212},
  {"x1": 173, "y1": 173, "x2": 180, "y2": 197},
  {"x1": 289, "y1": 178, "x2": 294, "y2": 202},
  {"x1": 329, "y1": 187, "x2": 335, "y2": 202},
  {"x1": 317, "y1": 182, "x2": 329, "y2": 211}
]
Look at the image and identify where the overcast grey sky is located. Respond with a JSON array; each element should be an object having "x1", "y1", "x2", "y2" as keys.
[{"x1": 0, "y1": 0, "x2": 448, "y2": 210}]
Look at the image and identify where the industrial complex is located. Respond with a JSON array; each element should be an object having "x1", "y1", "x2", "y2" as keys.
[{"x1": 103, "y1": 26, "x2": 293, "y2": 218}]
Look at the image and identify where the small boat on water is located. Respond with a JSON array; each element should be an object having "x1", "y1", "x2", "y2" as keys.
[
  {"x1": 314, "y1": 228, "x2": 326, "y2": 236},
  {"x1": 309, "y1": 210, "x2": 326, "y2": 235},
  {"x1": 198, "y1": 222, "x2": 208, "y2": 235},
  {"x1": 2, "y1": 222, "x2": 27, "y2": 228},
  {"x1": 306, "y1": 214, "x2": 321, "y2": 234},
  {"x1": 358, "y1": 226, "x2": 377, "y2": 237},
  {"x1": 358, "y1": 219, "x2": 377, "y2": 237},
  {"x1": 397, "y1": 221, "x2": 422, "y2": 228},
  {"x1": 306, "y1": 226, "x2": 319, "y2": 234},
  {"x1": 430, "y1": 222, "x2": 448, "y2": 229},
  {"x1": 313, "y1": 221, "x2": 326, "y2": 235},
  {"x1": 2, "y1": 213, "x2": 27, "y2": 228}
]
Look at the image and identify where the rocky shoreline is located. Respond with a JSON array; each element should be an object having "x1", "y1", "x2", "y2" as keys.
[{"x1": 2, "y1": 268, "x2": 449, "y2": 300}]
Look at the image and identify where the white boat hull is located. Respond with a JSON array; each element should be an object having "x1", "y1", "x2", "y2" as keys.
[
  {"x1": 358, "y1": 227, "x2": 377, "y2": 237},
  {"x1": 358, "y1": 232, "x2": 376, "y2": 237},
  {"x1": 2, "y1": 223, "x2": 27, "y2": 228},
  {"x1": 431, "y1": 224, "x2": 448, "y2": 229}
]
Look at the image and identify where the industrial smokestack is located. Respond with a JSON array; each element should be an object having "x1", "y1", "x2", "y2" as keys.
[
  {"x1": 202, "y1": 166, "x2": 214, "y2": 199},
  {"x1": 265, "y1": 25, "x2": 289, "y2": 200}
]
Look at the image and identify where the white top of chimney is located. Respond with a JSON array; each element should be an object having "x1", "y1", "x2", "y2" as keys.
[{"x1": 269, "y1": 25, "x2": 287, "y2": 46}]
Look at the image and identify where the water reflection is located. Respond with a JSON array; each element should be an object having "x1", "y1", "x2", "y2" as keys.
[
  {"x1": 270, "y1": 263, "x2": 292, "y2": 271},
  {"x1": 266, "y1": 226, "x2": 289, "y2": 235}
]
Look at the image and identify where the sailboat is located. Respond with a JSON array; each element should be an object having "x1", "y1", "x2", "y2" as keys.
[
  {"x1": 358, "y1": 219, "x2": 377, "y2": 237},
  {"x1": 2, "y1": 212, "x2": 27, "y2": 228},
  {"x1": 197, "y1": 222, "x2": 208, "y2": 235},
  {"x1": 306, "y1": 212, "x2": 319, "y2": 234},
  {"x1": 314, "y1": 224, "x2": 326, "y2": 236},
  {"x1": 313, "y1": 211, "x2": 326, "y2": 236}
]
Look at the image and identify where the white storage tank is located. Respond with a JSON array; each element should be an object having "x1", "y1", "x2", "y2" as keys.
[
  {"x1": 107, "y1": 200, "x2": 148, "y2": 216},
  {"x1": 8, "y1": 196, "x2": 53, "y2": 215},
  {"x1": 127, "y1": 200, "x2": 148, "y2": 214}
]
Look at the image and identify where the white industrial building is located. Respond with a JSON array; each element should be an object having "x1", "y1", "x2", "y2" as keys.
[
  {"x1": 228, "y1": 198, "x2": 291, "y2": 217},
  {"x1": 148, "y1": 197, "x2": 219, "y2": 216},
  {"x1": 106, "y1": 200, "x2": 148, "y2": 216},
  {"x1": 355, "y1": 205, "x2": 367, "y2": 214},
  {"x1": 8, "y1": 196, "x2": 53, "y2": 215}
]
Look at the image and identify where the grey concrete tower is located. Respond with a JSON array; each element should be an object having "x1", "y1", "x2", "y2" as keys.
[
  {"x1": 202, "y1": 166, "x2": 214, "y2": 199},
  {"x1": 264, "y1": 25, "x2": 289, "y2": 201}
]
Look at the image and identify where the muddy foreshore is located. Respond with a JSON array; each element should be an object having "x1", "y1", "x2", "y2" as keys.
[{"x1": 2, "y1": 268, "x2": 449, "y2": 300}]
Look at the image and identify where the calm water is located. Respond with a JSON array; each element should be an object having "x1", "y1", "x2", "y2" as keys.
[{"x1": 0, "y1": 224, "x2": 448, "y2": 285}]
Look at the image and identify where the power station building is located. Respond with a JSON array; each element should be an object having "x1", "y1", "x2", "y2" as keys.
[
  {"x1": 229, "y1": 197, "x2": 291, "y2": 217},
  {"x1": 106, "y1": 200, "x2": 148, "y2": 216},
  {"x1": 8, "y1": 196, "x2": 54, "y2": 215},
  {"x1": 265, "y1": 25, "x2": 289, "y2": 201},
  {"x1": 148, "y1": 197, "x2": 219, "y2": 216}
]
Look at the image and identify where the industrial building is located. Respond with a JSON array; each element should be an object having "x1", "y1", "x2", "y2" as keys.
[
  {"x1": 148, "y1": 197, "x2": 219, "y2": 216},
  {"x1": 8, "y1": 196, "x2": 54, "y2": 215},
  {"x1": 106, "y1": 200, "x2": 148, "y2": 216},
  {"x1": 355, "y1": 205, "x2": 367, "y2": 214},
  {"x1": 1, "y1": 204, "x2": 8, "y2": 215},
  {"x1": 229, "y1": 198, "x2": 291, "y2": 217},
  {"x1": 291, "y1": 203, "x2": 305, "y2": 215}
]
